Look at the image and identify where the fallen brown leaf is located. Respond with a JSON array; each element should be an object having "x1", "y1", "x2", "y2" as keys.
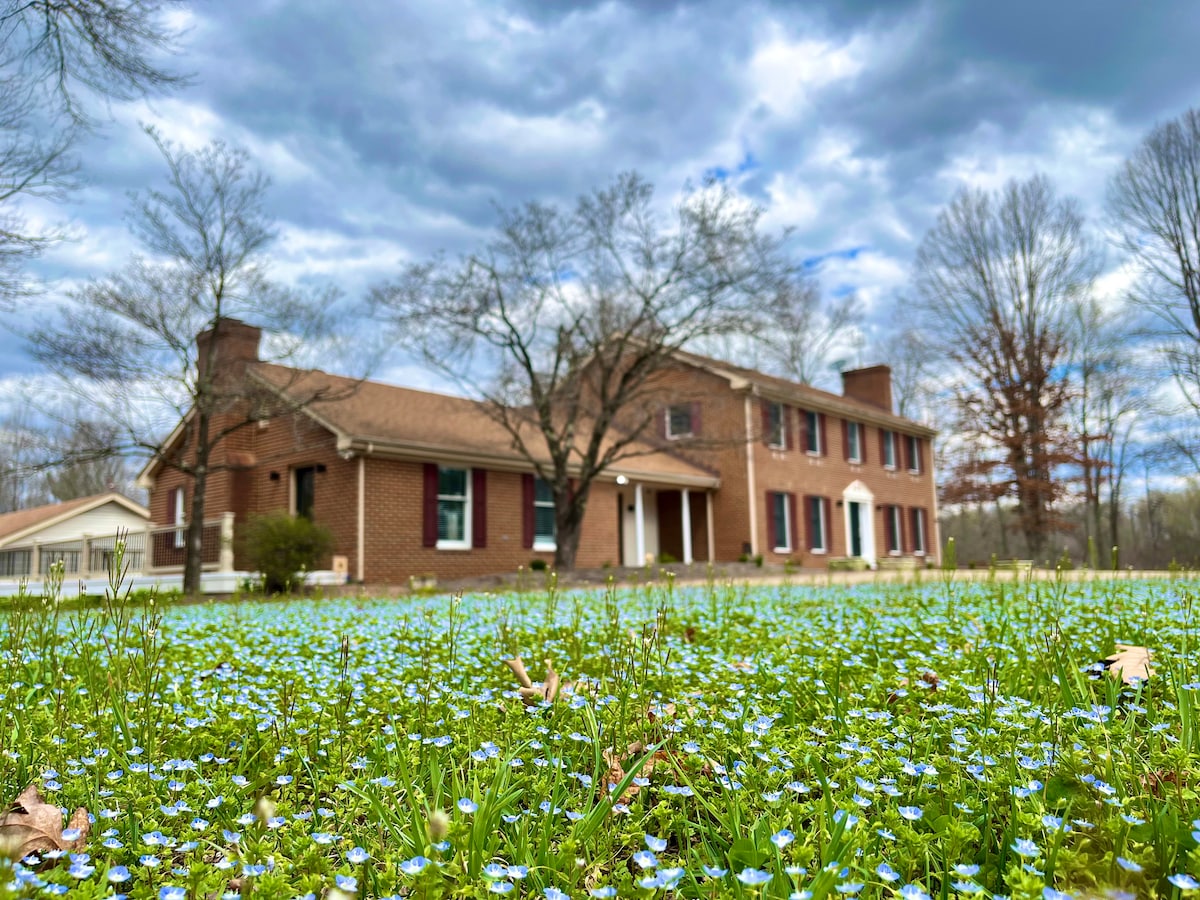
[
  {"x1": 1104, "y1": 644, "x2": 1153, "y2": 684},
  {"x1": 506, "y1": 656, "x2": 567, "y2": 705},
  {"x1": 0, "y1": 784, "x2": 88, "y2": 865}
]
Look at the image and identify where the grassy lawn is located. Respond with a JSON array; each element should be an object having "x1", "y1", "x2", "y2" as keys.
[{"x1": 2, "y1": 569, "x2": 1199, "y2": 898}]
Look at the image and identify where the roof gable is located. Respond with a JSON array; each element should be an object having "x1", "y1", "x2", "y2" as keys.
[{"x1": 0, "y1": 493, "x2": 150, "y2": 547}]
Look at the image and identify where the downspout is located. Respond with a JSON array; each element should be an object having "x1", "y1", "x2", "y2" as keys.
[
  {"x1": 744, "y1": 394, "x2": 758, "y2": 555},
  {"x1": 356, "y1": 454, "x2": 366, "y2": 582},
  {"x1": 929, "y1": 437, "x2": 942, "y2": 566}
]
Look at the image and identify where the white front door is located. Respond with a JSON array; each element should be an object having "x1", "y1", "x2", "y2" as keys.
[{"x1": 842, "y1": 480, "x2": 875, "y2": 565}]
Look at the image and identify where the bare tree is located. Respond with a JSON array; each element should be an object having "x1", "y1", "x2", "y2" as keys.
[
  {"x1": 371, "y1": 172, "x2": 795, "y2": 570},
  {"x1": 0, "y1": 1, "x2": 187, "y2": 308},
  {"x1": 914, "y1": 175, "x2": 1097, "y2": 561},
  {"x1": 1108, "y1": 107, "x2": 1200, "y2": 415},
  {"x1": 30, "y1": 127, "x2": 357, "y2": 594},
  {"x1": 756, "y1": 278, "x2": 862, "y2": 386},
  {"x1": 0, "y1": 406, "x2": 52, "y2": 512}
]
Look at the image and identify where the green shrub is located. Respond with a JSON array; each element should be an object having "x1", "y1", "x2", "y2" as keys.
[
  {"x1": 828, "y1": 557, "x2": 870, "y2": 572},
  {"x1": 242, "y1": 513, "x2": 334, "y2": 594},
  {"x1": 529, "y1": 558, "x2": 548, "y2": 571}
]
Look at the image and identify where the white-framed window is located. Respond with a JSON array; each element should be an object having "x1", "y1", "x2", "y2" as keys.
[
  {"x1": 766, "y1": 401, "x2": 786, "y2": 449},
  {"x1": 911, "y1": 507, "x2": 927, "y2": 555},
  {"x1": 886, "y1": 505, "x2": 902, "y2": 555},
  {"x1": 437, "y1": 467, "x2": 471, "y2": 549},
  {"x1": 882, "y1": 430, "x2": 897, "y2": 469},
  {"x1": 666, "y1": 403, "x2": 694, "y2": 439},
  {"x1": 808, "y1": 496, "x2": 827, "y2": 552},
  {"x1": 172, "y1": 486, "x2": 186, "y2": 549},
  {"x1": 847, "y1": 421, "x2": 863, "y2": 463},
  {"x1": 804, "y1": 410, "x2": 821, "y2": 455},
  {"x1": 770, "y1": 491, "x2": 791, "y2": 552},
  {"x1": 533, "y1": 477, "x2": 556, "y2": 551},
  {"x1": 907, "y1": 435, "x2": 922, "y2": 473}
]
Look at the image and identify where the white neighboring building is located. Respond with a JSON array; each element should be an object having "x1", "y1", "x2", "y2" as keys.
[{"x1": 0, "y1": 492, "x2": 151, "y2": 581}]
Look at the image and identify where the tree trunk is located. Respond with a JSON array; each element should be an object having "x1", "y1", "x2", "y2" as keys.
[
  {"x1": 552, "y1": 481, "x2": 589, "y2": 571},
  {"x1": 183, "y1": 411, "x2": 212, "y2": 596}
]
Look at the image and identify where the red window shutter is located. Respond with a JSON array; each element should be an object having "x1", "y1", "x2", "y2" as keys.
[
  {"x1": 786, "y1": 493, "x2": 797, "y2": 551},
  {"x1": 842, "y1": 419, "x2": 850, "y2": 461},
  {"x1": 903, "y1": 435, "x2": 912, "y2": 471},
  {"x1": 691, "y1": 401, "x2": 702, "y2": 437},
  {"x1": 422, "y1": 463, "x2": 438, "y2": 548},
  {"x1": 919, "y1": 507, "x2": 929, "y2": 551},
  {"x1": 859, "y1": 426, "x2": 868, "y2": 464},
  {"x1": 765, "y1": 491, "x2": 776, "y2": 550},
  {"x1": 917, "y1": 439, "x2": 927, "y2": 474},
  {"x1": 879, "y1": 429, "x2": 888, "y2": 465},
  {"x1": 521, "y1": 474, "x2": 535, "y2": 549},
  {"x1": 472, "y1": 469, "x2": 487, "y2": 548},
  {"x1": 784, "y1": 407, "x2": 793, "y2": 450},
  {"x1": 819, "y1": 413, "x2": 828, "y2": 456}
]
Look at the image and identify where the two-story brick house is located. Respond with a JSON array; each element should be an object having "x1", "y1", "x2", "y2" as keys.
[{"x1": 140, "y1": 321, "x2": 938, "y2": 583}]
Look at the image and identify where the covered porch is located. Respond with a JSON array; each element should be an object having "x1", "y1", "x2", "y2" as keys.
[{"x1": 613, "y1": 479, "x2": 717, "y2": 567}]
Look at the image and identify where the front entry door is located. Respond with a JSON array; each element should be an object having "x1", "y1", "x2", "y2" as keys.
[{"x1": 848, "y1": 501, "x2": 863, "y2": 557}]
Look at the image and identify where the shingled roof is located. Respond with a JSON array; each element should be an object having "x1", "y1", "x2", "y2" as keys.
[
  {"x1": 251, "y1": 364, "x2": 721, "y2": 487},
  {"x1": 0, "y1": 493, "x2": 149, "y2": 547}
]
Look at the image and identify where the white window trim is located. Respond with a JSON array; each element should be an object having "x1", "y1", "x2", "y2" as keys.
[
  {"x1": 665, "y1": 404, "x2": 694, "y2": 440},
  {"x1": 532, "y1": 478, "x2": 556, "y2": 552},
  {"x1": 437, "y1": 467, "x2": 472, "y2": 550},
  {"x1": 772, "y1": 492, "x2": 791, "y2": 552},
  {"x1": 913, "y1": 508, "x2": 927, "y2": 556},
  {"x1": 173, "y1": 487, "x2": 186, "y2": 549},
  {"x1": 887, "y1": 506, "x2": 902, "y2": 556},
  {"x1": 767, "y1": 402, "x2": 786, "y2": 450},
  {"x1": 883, "y1": 430, "x2": 897, "y2": 470},
  {"x1": 847, "y1": 421, "x2": 863, "y2": 464},
  {"x1": 907, "y1": 435, "x2": 921, "y2": 474},
  {"x1": 809, "y1": 496, "x2": 827, "y2": 554},
  {"x1": 805, "y1": 411, "x2": 822, "y2": 456}
]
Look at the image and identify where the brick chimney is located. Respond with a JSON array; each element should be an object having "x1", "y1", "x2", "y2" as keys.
[
  {"x1": 841, "y1": 364, "x2": 893, "y2": 413},
  {"x1": 196, "y1": 319, "x2": 262, "y2": 384}
]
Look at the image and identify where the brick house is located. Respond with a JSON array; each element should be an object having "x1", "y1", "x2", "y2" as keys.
[{"x1": 139, "y1": 321, "x2": 938, "y2": 583}]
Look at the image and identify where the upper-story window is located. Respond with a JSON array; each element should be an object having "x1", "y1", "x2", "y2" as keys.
[
  {"x1": 846, "y1": 421, "x2": 863, "y2": 463},
  {"x1": 804, "y1": 410, "x2": 822, "y2": 455},
  {"x1": 906, "y1": 435, "x2": 923, "y2": 474},
  {"x1": 666, "y1": 403, "x2": 695, "y2": 439},
  {"x1": 882, "y1": 430, "x2": 897, "y2": 470},
  {"x1": 437, "y1": 466, "x2": 471, "y2": 549},
  {"x1": 766, "y1": 401, "x2": 786, "y2": 449}
]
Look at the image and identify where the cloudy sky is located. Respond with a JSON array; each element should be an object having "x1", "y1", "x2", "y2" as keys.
[{"x1": 3, "y1": 0, "x2": 1199, "y2": 393}]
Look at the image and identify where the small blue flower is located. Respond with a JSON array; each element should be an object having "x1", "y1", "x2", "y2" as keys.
[
  {"x1": 835, "y1": 884, "x2": 864, "y2": 895},
  {"x1": 159, "y1": 888, "x2": 186, "y2": 900},
  {"x1": 736, "y1": 868, "x2": 772, "y2": 886},
  {"x1": 400, "y1": 856, "x2": 430, "y2": 875},
  {"x1": 346, "y1": 847, "x2": 369, "y2": 865},
  {"x1": 1011, "y1": 838, "x2": 1040, "y2": 858},
  {"x1": 589, "y1": 888, "x2": 617, "y2": 898},
  {"x1": 1116, "y1": 857, "x2": 1142, "y2": 873},
  {"x1": 645, "y1": 834, "x2": 668, "y2": 852},
  {"x1": 771, "y1": 828, "x2": 795, "y2": 848},
  {"x1": 545, "y1": 889, "x2": 570, "y2": 900},
  {"x1": 335, "y1": 873, "x2": 358, "y2": 891},
  {"x1": 1170, "y1": 874, "x2": 1200, "y2": 890},
  {"x1": 632, "y1": 850, "x2": 658, "y2": 869},
  {"x1": 898, "y1": 806, "x2": 923, "y2": 821},
  {"x1": 107, "y1": 866, "x2": 131, "y2": 883},
  {"x1": 457, "y1": 798, "x2": 478, "y2": 814},
  {"x1": 489, "y1": 882, "x2": 515, "y2": 895},
  {"x1": 877, "y1": 862, "x2": 899, "y2": 882},
  {"x1": 702, "y1": 865, "x2": 728, "y2": 878}
]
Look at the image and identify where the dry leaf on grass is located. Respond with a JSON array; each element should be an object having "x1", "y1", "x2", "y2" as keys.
[
  {"x1": 600, "y1": 741, "x2": 711, "y2": 804},
  {"x1": 0, "y1": 784, "x2": 89, "y2": 864},
  {"x1": 504, "y1": 656, "x2": 564, "y2": 704},
  {"x1": 1104, "y1": 644, "x2": 1153, "y2": 684}
]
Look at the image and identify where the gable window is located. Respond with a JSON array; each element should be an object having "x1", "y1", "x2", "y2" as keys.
[
  {"x1": 910, "y1": 507, "x2": 927, "y2": 555},
  {"x1": 882, "y1": 430, "x2": 897, "y2": 469},
  {"x1": 767, "y1": 491, "x2": 793, "y2": 552},
  {"x1": 906, "y1": 435, "x2": 922, "y2": 474},
  {"x1": 846, "y1": 421, "x2": 863, "y2": 463},
  {"x1": 804, "y1": 410, "x2": 822, "y2": 455},
  {"x1": 437, "y1": 467, "x2": 471, "y2": 548},
  {"x1": 172, "y1": 486, "x2": 186, "y2": 548},
  {"x1": 765, "y1": 401, "x2": 786, "y2": 449},
  {"x1": 533, "y1": 478, "x2": 556, "y2": 550},
  {"x1": 293, "y1": 466, "x2": 316, "y2": 520},
  {"x1": 666, "y1": 403, "x2": 695, "y2": 439},
  {"x1": 884, "y1": 505, "x2": 902, "y2": 554},
  {"x1": 807, "y1": 495, "x2": 828, "y2": 552}
]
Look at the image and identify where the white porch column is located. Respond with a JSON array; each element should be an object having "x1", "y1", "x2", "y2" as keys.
[
  {"x1": 30, "y1": 541, "x2": 40, "y2": 579},
  {"x1": 219, "y1": 512, "x2": 235, "y2": 572},
  {"x1": 634, "y1": 483, "x2": 646, "y2": 565},
  {"x1": 79, "y1": 534, "x2": 92, "y2": 578},
  {"x1": 681, "y1": 488, "x2": 693, "y2": 564}
]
